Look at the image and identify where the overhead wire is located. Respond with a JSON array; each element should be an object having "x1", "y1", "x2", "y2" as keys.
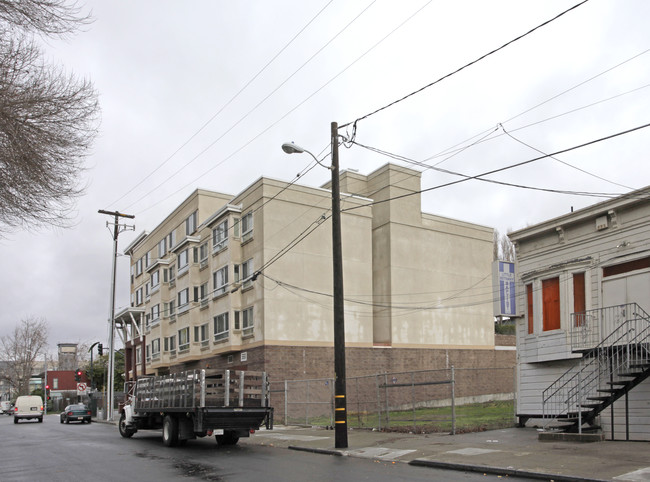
[
  {"x1": 340, "y1": 0, "x2": 591, "y2": 132},
  {"x1": 129, "y1": 0, "x2": 434, "y2": 215},
  {"x1": 107, "y1": 0, "x2": 336, "y2": 210}
]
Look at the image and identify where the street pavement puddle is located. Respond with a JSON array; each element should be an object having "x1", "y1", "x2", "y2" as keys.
[
  {"x1": 446, "y1": 448, "x2": 501, "y2": 456},
  {"x1": 345, "y1": 447, "x2": 416, "y2": 460}
]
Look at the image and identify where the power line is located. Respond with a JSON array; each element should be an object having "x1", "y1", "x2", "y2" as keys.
[
  {"x1": 343, "y1": 121, "x2": 650, "y2": 213},
  {"x1": 340, "y1": 0, "x2": 590, "y2": 131},
  {"x1": 107, "y1": 0, "x2": 336, "y2": 210}
]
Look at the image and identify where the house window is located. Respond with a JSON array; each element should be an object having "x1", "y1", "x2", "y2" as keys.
[
  {"x1": 542, "y1": 277, "x2": 561, "y2": 331},
  {"x1": 603, "y1": 257, "x2": 650, "y2": 277},
  {"x1": 136, "y1": 288, "x2": 143, "y2": 305},
  {"x1": 242, "y1": 306, "x2": 254, "y2": 336},
  {"x1": 526, "y1": 283, "x2": 534, "y2": 334},
  {"x1": 241, "y1": 212, "x2": 253, "y2": 241},
  {"x1": 151, "y1": 338, "x2": 160, "y2": 358},
  {"x1": 136, "y1": 346, "x2": 142, "y2": 365},
  {"x1": 130, "y1": 265, "x2": 134, "y2": 285},
  {"x1": 212, "y1": 220, "x2": 228, "y2": 252},
  {"x1": 158, "y1": 238, "x2": 167, "y2": 258},
  {"x1": 214, "y1": 312, "x2": 229, "y2": 341},
  {"x1": 185, "y1": 211, "x2": 198, "y2": 235},
  {"x1": 213, "y1": 266, "x2": 229, "y2": 296},
  {"x1": 178, "y1": 327, "x2": 190, "y2": 351},
  {"x1": 573, "y1": 272, "x2": 586, "y2": 327},
  {"x1": 196, "y1": 323, "x2": 209, "y2": 346},
  {"x1": 151, "y1": 270, "x2": 160, "y2": 289},
  {"x1": 242, "y1": 258, "x2": 254, "y2": 288},
  {"x1": 146, "y1": 345, "x2": 150, "y2": 361},
  {"x1": 178, "y1": 288, "x2": 189, "y2": 314},
  {"x1": 178, "y1": 249, "x2": 189, "y2": 270},
  {"x1": 135, "y1": 258, "x2": 143, "y2": 277}
]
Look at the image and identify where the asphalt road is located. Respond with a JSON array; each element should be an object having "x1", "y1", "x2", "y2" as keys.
[{"x1": 1, "y1": 414, "x2": 521, "y2": 481}]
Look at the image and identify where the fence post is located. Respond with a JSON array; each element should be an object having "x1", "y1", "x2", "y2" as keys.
[
  {"x1": 284, "y1": 380, "x2": 288, "y2": 425},
  {"x1": 376, "y1": 374, "x2": 381, "y2": 431},
  {"x1": 305, "y1": 380, "x2": 309, "y2": 425},
  {"x1": 451, "y1": 366, "x2": 456, "y2": 435},
  {"x1": 330, "y1": 378, "x2": 335, "y2": 429},
  {"x1": 411, "y1": 372, "x2": 416, "y2": 432},
  {"x1": 384, "y1": 373, "x2": 390, "y2": 429}
]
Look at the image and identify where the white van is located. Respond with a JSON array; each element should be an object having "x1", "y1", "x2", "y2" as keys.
[
  {"x1": 13, "y1": 395, "x2": 43, "y2": 423},
  {"x1": 0, "y1": 400, "x2": 12, "y2": 415}
]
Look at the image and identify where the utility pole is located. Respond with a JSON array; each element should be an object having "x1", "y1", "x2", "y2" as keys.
[
  {"x1": 331, "y1": 121, "x2": 348, "y2": 449},
  {"x1": 99, "y1": 210, "x2": 134, "y2": 421}
]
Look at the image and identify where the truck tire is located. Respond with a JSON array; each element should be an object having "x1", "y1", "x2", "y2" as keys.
[
  {"x1": 162, "y1": 415, "x2": 179, "y2": 447},
  {"x1": 216, "y1": 430, "x2": 239, "y2": 446},
  {"x1": 118, "y1": 413, "x2": 135, "y2": 438}
]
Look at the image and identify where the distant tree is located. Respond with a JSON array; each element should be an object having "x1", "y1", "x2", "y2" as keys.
[
  {"x1": 493, "y1": 228, "x2": 516, "y2": 262},
  {"x1": 0, "y1": 0, "x2": 99, "y2": 234},
  {"x1": 0, "y1": 317, "x2": 48, "y2": 396}
]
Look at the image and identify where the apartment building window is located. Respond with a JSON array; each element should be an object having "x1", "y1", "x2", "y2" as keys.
[
  {"x1": 167, "y1": 335, "x2": 176, "y2": 354},
  {"x1": 214, "y1": 312, "x2": 229, "y2": 341},
  {"x1": 145, "y1": 282, "x2": 151, "y2": 299},
  {"x1": 178, "y1": 249, "x2": 189, "y2": 275},
  {"x1": 167, "y1": 265, "x2": 175, "y2": 284},
  {"x1": 178, "y1": 288, "x2": 189, "y2": 314},
  {"x1": 199, "y1": 282, "x2": 209, "y2": 307},
  {"x1": 542, "y1": 277, "x2": 561, "y2": 331},
  {"x1": 573, "y1": 272, "x2": 586, "y2": 327},
  {"x1": 151, "y1": 304, "x2": 160, "y2": 324},
  {"x1": 151, "y1": 338, "x2": 160, "y2": 358},
  {"x1": 195, "y1": 323, "x2": 209, "y2": 347},
  {"x1": 136, "y1": 287, "x2": 143, "y2": 306},
  {"x1": 185, "y1": 211, "x2": 198, "y2": 235},
  {"x1": 151, "y1": 270, "x2": 160, "y2": 290},
  {"x1": 130, "y1": 265, "x2": 134, "y2": 285},
  {"x1": 242, "y1": 258, "x2": 254, "y2": 289},
  {"x1": 145, "y1": 345, "x2": 150, "y2": 362},
  {"x1": 135, "y1": 258, "x2": 143, "y2": 277},
  {"x1": 242, "y1": 306, "x2": 254, "y2": 336},
  {"x1": 144, "y1": 252, "x2": 150, "y2": 269},
  {"x1": 168, "y1": 230, "x2": 176, "y2": 250},
  {"x1": 136, "y1": 346, "x2": 142, "y2": 365},
  {"x1": 199, "y1": 242, "x2": 209, "y2": 269},
  {"x1": 165, "y1": 299, "x2": 176, "y2": 317},
  {"x1": 213, "y1": 265, "x2": 228, "y2": 296},
  {"x1": 526, "y1": 283, "x2": 534, "y2": 334},
  {"x1": 157, "y1": 238, "x2": 166, "y2": 258},
  {"x1": 212, "y1": 220, "x2": 228, "y2": 252},
  {"x1": 178, "y1": 327, "x2": 190, "y2": 352},
  {"x1": 241, "y1": 211, "x2": 253, "y2": 242}
]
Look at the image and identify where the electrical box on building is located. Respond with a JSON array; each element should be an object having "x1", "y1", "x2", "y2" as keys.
[{"x1": 596, "y1": 215, "x2": 608, "y2": 231}]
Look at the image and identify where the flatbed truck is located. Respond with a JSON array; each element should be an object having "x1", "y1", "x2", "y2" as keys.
[{"x1": 118, "y1": 369, "x2": 273, "y2": 446}]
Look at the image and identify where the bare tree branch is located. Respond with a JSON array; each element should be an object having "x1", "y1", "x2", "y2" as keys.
[
  {"x1": 0, "y1": 0, "x2": 99, "y2": 235},
  {"x1": 0, "y1": 316, "x2": 48, "y2": 396}
]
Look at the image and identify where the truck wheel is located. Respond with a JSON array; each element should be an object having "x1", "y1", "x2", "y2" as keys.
[
  {"x1": 13, "y1": 417, "x2": 18, "y2": 424},
  {"x1": 216, "y1": 430, "x2": 239, "y2": 446},
  {"x1": 162, "y1": 415, "x2": 179, "y2": 447},
  {"x1": 118, "y1": 413, "x2": 135, "y2": 438}
]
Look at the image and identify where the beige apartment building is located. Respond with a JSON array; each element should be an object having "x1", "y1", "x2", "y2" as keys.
[{"x1": 118, "y1": 163, "x2": 508, "y2": 385}]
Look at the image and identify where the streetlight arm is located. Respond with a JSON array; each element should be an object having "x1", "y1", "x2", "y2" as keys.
[{"x1": 281, "y1": 142, "x2": 333, "y2": 171}]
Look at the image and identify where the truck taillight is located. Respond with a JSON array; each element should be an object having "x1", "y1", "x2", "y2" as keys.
[{"x1": 250, "y1": 429, "x2": 255, "y2": 434}]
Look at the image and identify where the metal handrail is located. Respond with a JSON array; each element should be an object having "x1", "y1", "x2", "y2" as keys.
[{"x1": 542, "y1": 303, "x2": 650, "y2": 429}]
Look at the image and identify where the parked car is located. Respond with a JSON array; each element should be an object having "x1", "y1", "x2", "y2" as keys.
[
  {"x1": 0, "y1": 401, "x2": 12, "y2": 415},
  {"x1": 14, "y1": 396, "x2": 43, "y2": 423},
  {"x1": 60, "y1": 404, "x2": 92, "y2": 424}
]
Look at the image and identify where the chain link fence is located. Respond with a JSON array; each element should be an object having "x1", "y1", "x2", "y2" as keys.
[{"x1": 270, "y1": 367, "x2": 516, "y2": 434}]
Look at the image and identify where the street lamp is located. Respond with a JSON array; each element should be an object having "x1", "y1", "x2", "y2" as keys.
[{"x1": 282, "y1": 122, "x2": 348, "y2": 449}]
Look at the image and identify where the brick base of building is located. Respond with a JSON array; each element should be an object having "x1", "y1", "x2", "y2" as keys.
[{"x1": 175, "y1": 343, "x2": 515, "y2": 387}]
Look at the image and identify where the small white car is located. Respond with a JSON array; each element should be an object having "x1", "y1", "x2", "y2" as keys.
[{"x1": 13, "y1": 396, "x2": 44, "y2": 423}]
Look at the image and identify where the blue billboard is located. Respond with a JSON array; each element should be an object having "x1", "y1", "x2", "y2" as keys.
[{"x1": 493, "y1": 261, "x2": 516, "y2": 317}]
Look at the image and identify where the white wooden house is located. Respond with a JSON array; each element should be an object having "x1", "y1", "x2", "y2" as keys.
[{"x1": 509, "y1": 187, "x2": 650, "y2": 440}]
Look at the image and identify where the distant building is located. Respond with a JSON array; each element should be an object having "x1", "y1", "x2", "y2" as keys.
[
  {"x1": 57, "y1": 343, "x2": 78, "y2": 371},
  {"x1": 510, "y1": 187, "x2": 650, "y2": 440},
  {"x1": 118, "y1": 164, "x2": 511, "y2": 386}
]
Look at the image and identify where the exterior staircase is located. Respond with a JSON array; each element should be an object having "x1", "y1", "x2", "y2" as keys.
[{"x1": 541, "y1": 303, "x2": 650, "y2": 438}]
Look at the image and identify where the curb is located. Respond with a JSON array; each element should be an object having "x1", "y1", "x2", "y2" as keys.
[
  {"x1": 288, "y1": 446, "x2": 343, "y2": 456},
  {"x1": 408, "y1": 459, "x2": 608, "y2": 482}
]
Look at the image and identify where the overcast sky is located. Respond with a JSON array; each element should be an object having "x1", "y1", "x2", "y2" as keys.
[{"x1": 1, "y1": 0, "x2": 649, "y2": 357}]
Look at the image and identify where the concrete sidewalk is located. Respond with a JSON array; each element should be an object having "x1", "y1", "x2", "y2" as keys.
[{"x1": 240, "y1": 425, "x2": 650, "y2": 481}]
